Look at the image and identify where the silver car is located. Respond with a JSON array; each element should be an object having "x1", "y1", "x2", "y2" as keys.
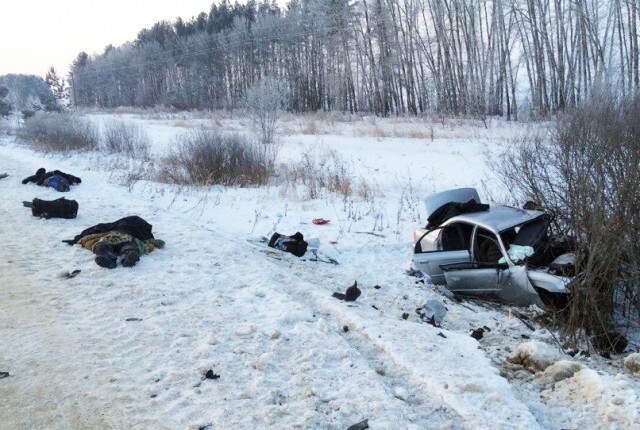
[{"x1": 412, "y1": 188, "x2": 572, "y2": 307}]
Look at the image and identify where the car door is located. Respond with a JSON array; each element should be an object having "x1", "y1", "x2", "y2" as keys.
[
  {"x1": 443, "y1": 226, "x2": 507, "y2": 294},
  {"x1": 413, "y1": 223, "x2": 472, "y2": 284}
]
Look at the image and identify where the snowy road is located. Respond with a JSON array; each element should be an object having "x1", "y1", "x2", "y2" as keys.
[{"x1": 0, "y1": 143, "x2": 544, "y2": 429}]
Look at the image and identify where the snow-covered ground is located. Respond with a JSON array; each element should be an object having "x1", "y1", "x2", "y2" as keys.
[{"x1": 1, "y1": 113, "x2": 639, "y2": 429}]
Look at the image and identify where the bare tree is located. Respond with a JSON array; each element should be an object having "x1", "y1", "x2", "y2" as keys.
[
  {"x1": 244, "y1": 76, "x2": 289, "y2": 144},
  {"x1": 68, "y1": 0, "x2": 640, "y2": 118}
]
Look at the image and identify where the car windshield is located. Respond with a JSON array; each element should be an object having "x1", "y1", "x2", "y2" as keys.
[{"x1": 499, "y1": 216, "x2": 551, "y2": 264}]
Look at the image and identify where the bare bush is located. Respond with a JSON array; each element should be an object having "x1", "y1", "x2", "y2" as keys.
[
  {"x1": 18, "y1": 112, "x2": 98, "y2": 152},
  {"x1": 496, "y1": 92, "x2": 640, "y2": 343},
  {"x1": 102, "y1": 120, "x2": 150, "y2": 159},
  {"x1": 158, "y1": 130, "x2": 276, "y2": 186}
]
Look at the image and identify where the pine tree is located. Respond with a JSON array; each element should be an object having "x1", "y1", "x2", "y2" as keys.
[{"x1": 45, "y1": 67, "x2": 66, "y2": 106}]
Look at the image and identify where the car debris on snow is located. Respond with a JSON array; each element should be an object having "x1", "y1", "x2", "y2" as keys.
[
  {"x1": 333, "y1": 281, "x2": 361, "y2": 302},
  {"x1": 346, "y1": 419, "x2": 369, "y2": 430},
  {"x1": 204, "y1": 370, "x2": 220, "y2": 380},
  {"x1": 416, "y1": 299, "x2": 447, "y2": 327}
]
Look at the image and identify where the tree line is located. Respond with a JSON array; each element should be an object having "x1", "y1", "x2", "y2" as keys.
[{"x1": 69, "y1": 0, "x2": 640, "y2": 118}]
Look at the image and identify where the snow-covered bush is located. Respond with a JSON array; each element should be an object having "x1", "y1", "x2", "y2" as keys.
[
  {"x1": 244, "y1": 76, "x2": 288, "y2": 144},
  {"x1": 18, "y1": 112, "x2": 98, "y2": 152},
  {"x1": 158, "y1": 130, "x2": 276, "y2": 186},
  {"x1": 102, "y1": 120, "x2": 150, "y2": 159}
]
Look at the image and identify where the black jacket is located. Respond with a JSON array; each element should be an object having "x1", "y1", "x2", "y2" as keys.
[
  {"x1": 64, "y1": 216, "x2": 154, "y2": 245},
  {"x1": 427, "y1": 199, "x2": 489, "y2": 228}
]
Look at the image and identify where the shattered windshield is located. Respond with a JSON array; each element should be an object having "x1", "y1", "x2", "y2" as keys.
[{"x1": 499, "y1": 216, "x2": 551, "y2": 264}]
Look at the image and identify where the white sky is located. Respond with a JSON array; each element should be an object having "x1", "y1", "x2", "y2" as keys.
[{"x1": 0, "y1": 0, "x2": 225, "y2": 78}]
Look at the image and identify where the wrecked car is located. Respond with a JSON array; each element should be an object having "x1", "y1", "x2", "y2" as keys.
[{"x1": 412, "y1": 188, "x2": 574, "y2": 307}]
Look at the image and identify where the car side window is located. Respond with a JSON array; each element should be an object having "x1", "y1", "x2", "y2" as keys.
[
  {"x1": 458, "y1": 223, "x2": 473, "y2": 249},
  {"x1": 474, "y1": 227, "x2": 504, "y2": 263},
  {"x1": 418, "y1": 228, "x2": 443, "y2": 252},
  {"x1": 441, "y1": 223, "x2": 472, "y2": 251}
]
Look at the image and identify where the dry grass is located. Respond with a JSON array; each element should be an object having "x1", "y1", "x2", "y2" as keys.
[
  {"x1": 300, "y1": 120, "x2": 320, "y2": 135},
  {"x1": 279, "y1": 147, "x2": 378, "y2": 201},
  {"x1": 102, "y1": 120, "x2": 150, "y2": 159}
]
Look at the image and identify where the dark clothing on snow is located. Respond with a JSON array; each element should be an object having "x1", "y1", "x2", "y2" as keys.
[
  {"x1": 64, "y1": 216, "x2": 155, "y2": 245},
  {"x1": 24, "y1": 197, "x2": 78, "y2": 219},
  {"x1": 77, "y1": 230, "x2": 164, "y2": 269},
  {"x1": 92, "y1": 236, "x2": 141, "y2": 269},
  {"x1": 43, "y1": 175, "x2": 70, "y2": 192},
  {"x1": 268, "y1": 232, "x2": 308, "y2": 257},
  {"x1": 22, "y1": 168, "x2": 82, "y2": 188},
  {"x1": 427, "y1": 199, "x2": 489, "y2": 229}
]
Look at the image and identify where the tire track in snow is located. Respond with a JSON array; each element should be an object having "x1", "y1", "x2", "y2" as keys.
[
  {"x1": 247, "y1": 257, "x2": 464, "y2": 428},
  {"x1": 0, "y1": 142, "x2": 540, "y2": 429},
  {"x1": 247, "y1": 247, "x2": 542, "y2": 429}
]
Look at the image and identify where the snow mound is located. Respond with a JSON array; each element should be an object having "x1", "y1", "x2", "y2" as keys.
[
  {"x1": 624, "y1": 353, "x2": 640, "y2": 373},
  {"x1": 507, "y1": 341, "x2": 564, "y2": 371},
  {"x1": 545, "y1": 369, "x2": 640, "y2": 428},
  {"x1": 539, "y1": 360, "x2": 584, "y2": 387}
]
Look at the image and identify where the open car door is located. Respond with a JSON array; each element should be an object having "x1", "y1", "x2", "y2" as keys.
[
  {"x1": 442, "y1": 226, "x2": 507, "y2": 295},
  {"x1": 414, "y1": 223, "x2": 473, "y2": 283}
]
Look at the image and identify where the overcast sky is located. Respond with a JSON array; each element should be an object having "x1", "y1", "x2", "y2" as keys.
[{"x1": 0, "y1": 0, "x2": 224, "y2": 78}]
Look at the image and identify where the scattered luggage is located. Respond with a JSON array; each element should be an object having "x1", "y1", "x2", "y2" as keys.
[{"x1": 23, "y1": 197, "x2": 78, "y2": 219}]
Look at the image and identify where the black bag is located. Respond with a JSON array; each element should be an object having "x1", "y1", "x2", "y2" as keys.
[
  {"x1": 25, "y1": 198, "x2": 79, "y2": 219},
  {"x1": 268, "y1": 232, "x2": 308, "y2": 257}
]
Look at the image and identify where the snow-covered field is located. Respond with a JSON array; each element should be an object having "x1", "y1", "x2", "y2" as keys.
[{"x1": 1, "y1": 113, "x2": 639, "y2": 429}]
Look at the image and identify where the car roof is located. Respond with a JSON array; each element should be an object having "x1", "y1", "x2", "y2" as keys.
[{"x1": 444, "y1": 205, "x2": 547, "y2": 233}]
